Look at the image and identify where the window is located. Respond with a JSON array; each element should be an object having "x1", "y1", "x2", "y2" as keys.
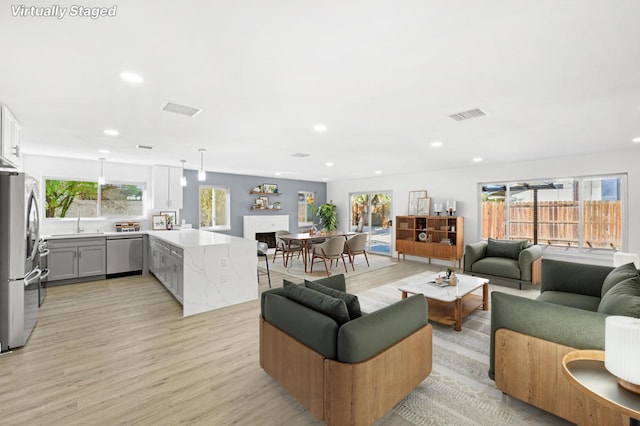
[
  {"x1": 45, "y1": 179, "x2": 145, "y2": 218},
  {"x1": 199, "y1": 185, "x2": 230, "y2": 230},
  {"x1": 101, "y1": 184, "x2": 144, "y2": 217},
  {"x1": 298, "y1": 191, "x2": 315, "y2": 227},
  {"x1": 480, "y1": 174, "x2": 626, "y2": 252}
]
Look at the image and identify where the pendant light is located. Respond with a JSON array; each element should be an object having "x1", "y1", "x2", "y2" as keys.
[
  {"x1": 98, "y1": 157, "x2": 106, "y2": 185},
  {"x1": 198, "y1": 148, "x2": 206, "y2": 181},
  {"x1": 180, "y1": 159, "x2": 187, "y2": 186}
]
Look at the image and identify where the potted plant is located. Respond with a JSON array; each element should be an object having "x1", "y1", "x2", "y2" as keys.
[{"x1": 314, "y1": 200, "x2": 338, "y2": 232}]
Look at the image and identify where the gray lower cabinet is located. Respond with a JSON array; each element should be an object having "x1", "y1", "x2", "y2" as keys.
[
  {"x1": 48, "y1": 237, "x2": 107, "y2": 282},
  {"x1": 149, "y1": 236, "x2": 183, "y2": 303},
  {"x1": 48, "y1": 246, "x2": 78, "y2": 280},
  {"x1": 78, "y1": 245, "x2": 107, "y2": 277}
]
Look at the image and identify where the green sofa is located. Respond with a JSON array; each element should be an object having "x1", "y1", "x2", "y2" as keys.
[
  {"x1": 464, "y1": 238, "x2": 542, "y2": 289},
  {"x1": 490, "y1": 259, "x2": 640, "y2": 425},
  {"x1": 260, "y1": 275, "x2": 433, "y2": 426}
]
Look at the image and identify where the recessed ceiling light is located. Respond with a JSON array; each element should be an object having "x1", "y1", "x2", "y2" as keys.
[
  {"x1": 633, "y1": 137, "x2": 640, "y2": 143},
  {"x1": 325, "y1": 162, "x2": 334, "y2": 167},
  {"x1": 275, "y1": 172, "x2": 282, "y2": 176},
  {"x1": 99, "y1": 149, "x2": 110, "y2": 154},
  {"x1": 375, "y1": 170, "x2": 382, "y2": 175},
  {"x1": 314, "y1": 124, "x2": 327, "y2": 132},
  {"x1": 322, "y1": 177, "x2": 329, "y2": 181},
  {"x1": 473, "y1": 157, "x2": 483, "y2": 163},
  {"x1": 120, "y1": 71, "x2": 144, "y2": 84},
  {"x1": 103, "y1": 129, "x2": 119, "y2": 136},
  {"x1": 431, "y1": 141, "x2": 443, "y2": 148}
]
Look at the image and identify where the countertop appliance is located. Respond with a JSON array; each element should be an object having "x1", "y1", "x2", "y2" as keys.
[
  {"x1": 0, "y1": 171, "x2": 42, "y2": 352},
  {"x1": 106, "y1": 234, "x2": 143, "y2": 276},
  {"x1": 115, "y1": 221, "x2": 140, "y2": 232}
]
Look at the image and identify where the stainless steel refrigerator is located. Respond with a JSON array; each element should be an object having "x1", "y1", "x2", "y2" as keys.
[{"x1": 0, "y1": 171, "x2": 43, "y2": 352}]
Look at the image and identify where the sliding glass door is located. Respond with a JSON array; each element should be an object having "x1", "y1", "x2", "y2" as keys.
[{"x1": 349, "y1": 191, "x2": 392, "y2": 255}]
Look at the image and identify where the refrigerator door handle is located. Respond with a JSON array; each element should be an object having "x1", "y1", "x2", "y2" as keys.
[
  {"x1": 40, "y1": 268, "x2": 50, "y2": 280},
  {"x1": 24, "y1": 268, "x2": 42, "y2": 287}
]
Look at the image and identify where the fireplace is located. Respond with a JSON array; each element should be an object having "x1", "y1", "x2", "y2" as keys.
[
  {"x1": 243, "y1": 215, "x2": 289, "y2": 244},
  {"x1": 256, "y1": 232, "x2": 277, "y2": 248}
]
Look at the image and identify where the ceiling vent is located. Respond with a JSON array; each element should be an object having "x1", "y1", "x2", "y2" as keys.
[
  {"x1": 162, "y1": 101, "x2": 202, "y2": 118},
  {"x1": 291, "y1": 153, "x2": 310, "y2": 158},
  {"x1": 136, "y1": 144, "x2": 153, "y2": 150},
  {"x1": 449, "y1": 108, "x2": 487, "y2": 122}
]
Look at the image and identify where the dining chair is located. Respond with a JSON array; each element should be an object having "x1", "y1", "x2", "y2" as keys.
[
  {"x1": 310, "y1": 236, "x2": 348, "y2": 276},
  {"x1": 273, "y1": 230, "x2": 302, "y2": 267},
  {"x1": 257, "y1": 241, "x2": 271, "y2": 288},
  {"x1": 306, "y1": 235, "x2": 327, "y2": 265},
  {"x1": 343, "y1": 233, "x2": 370, "y2": 271}
]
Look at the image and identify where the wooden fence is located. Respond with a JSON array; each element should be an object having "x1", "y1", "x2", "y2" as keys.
[{"x1": 482, "y1": 200, "x2": 621, "y2": 249}]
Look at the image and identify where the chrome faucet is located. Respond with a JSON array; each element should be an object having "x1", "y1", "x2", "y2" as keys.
[{"x1": 77, "y1": 211, "x2": 83, "y2": 233}]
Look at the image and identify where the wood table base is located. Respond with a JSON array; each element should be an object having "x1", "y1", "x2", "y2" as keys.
[{"x1": 401, "y1": 282, "x2": 489, "y2": 331}]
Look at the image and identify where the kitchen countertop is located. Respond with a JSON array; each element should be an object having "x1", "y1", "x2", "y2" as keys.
[
  {"x1": 42, "y1": 231, "x2": 145, "y2": 240},
  {"x1": 42, "y1": 229, "x2": 247, "y2": 249},
  {"x1": 42, "y1": 228, "x2": 257, "y2": 317},
  {"x1": 147, "y1": 229, "x2": 241, "y2": 248}
]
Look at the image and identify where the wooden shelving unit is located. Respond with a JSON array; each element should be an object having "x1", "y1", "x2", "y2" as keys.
[
  {"x1": 395, "y1": 215, "x2": 464, "y2": 267},
  {"x1": 250, "y1": 190, "x2": 282, "y2": 211}
]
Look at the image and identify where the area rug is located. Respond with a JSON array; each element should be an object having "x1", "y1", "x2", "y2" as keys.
[
  {"x1": 356, "y1": 282, "x2": 568, "y2": 426},
  {"x1": 259, "y1": 252, "x2": 397, "y2": 281}
]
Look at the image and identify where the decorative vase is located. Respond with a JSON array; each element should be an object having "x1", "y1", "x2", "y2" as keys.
[{"x1": 450, "y1": 272, "x2": 458, "y2": 286}]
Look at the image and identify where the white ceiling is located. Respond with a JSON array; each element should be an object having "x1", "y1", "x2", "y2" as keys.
[{"x1": 1, "y1": 0, "x2": 640, "y2": 182}]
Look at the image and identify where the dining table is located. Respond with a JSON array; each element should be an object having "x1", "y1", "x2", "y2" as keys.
[{"x1": 278, "y1": 231, "x2": 355, "y2": 273}]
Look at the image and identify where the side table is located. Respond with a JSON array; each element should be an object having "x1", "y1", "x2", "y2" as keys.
[{"x1": 562, "y1": 350, "x2": 640, "y2": 425}]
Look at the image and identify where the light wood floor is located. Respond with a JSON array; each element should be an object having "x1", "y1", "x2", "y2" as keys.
[{"x1": 1, "y1": 255, "x2": 432, "y2": 425}]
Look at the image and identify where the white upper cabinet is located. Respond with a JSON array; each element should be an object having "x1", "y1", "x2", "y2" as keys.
[
  {"x1": 1, "y1": 105, "x2": 23, "y2": 169},
  {"x1": 151, "y1": 165, "x2": 183, "y2": 211}
]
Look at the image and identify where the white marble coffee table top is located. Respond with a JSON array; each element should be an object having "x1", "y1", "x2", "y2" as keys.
[{"x1": 397, "y1": 271, "x2": 489, "y2": 303}]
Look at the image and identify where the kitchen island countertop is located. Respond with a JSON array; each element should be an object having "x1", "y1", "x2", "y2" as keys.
[
  {"x1": 146, "y1": 229, "x2": 239, "y2": 248},
  {"x1": 147, "y1": 230, "x2": 257, "y2": 317}
]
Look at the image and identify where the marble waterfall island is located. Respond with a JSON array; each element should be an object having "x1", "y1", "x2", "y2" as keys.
[{"x1": 147, "y1": 230, "x2": 257, "y2": 317}]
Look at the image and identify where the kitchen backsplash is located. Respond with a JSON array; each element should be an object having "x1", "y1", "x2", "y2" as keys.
[{"x1": 40, "y1": 218, "x2": 152, "y2": 236}]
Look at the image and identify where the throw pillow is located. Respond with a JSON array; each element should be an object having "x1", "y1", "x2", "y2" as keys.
[
  {"x1": 282, "y1": 281, "x2": 350, "y2": 325},
  {"x1": 283, "y1": 278, "x2": 298, "y2": 287},
  {"x1": 486, "y1": 238, "x2": 526, "y2": 260},
  {"x1": 601, "y1": 262, "x2": 640, "y2": 297},
  {"x1": 597, "y1": 275, "x2": 640, "y2": 317},
  {"x1": 311, "y1": 274, "x2": 347, "y2": 292},
  {"x1": 305, "y1": 280, "x2": 362, "y2": 319}
]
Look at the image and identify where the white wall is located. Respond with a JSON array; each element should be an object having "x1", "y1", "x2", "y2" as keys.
[
  {"x1": 328, "y1": 148, "x2": 640, "y2": 266},
  {"x1": 23, "y1": 154, "x2": 153, "y2": 235}
]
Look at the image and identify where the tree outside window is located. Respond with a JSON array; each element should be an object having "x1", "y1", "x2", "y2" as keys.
[
  {"x1": 298, "y1": 191, "x2": 315, "y2": 227},
  {"x1": 45, "y1": 179, "x2": 98, "y2": 218},
  {"x1": 45, "y1": 179, "x2": 144, "y2": 218},
  {"x1": 199, "y1": 185, "x2": 230, "y2": 229},
  {"x1": 101, "y1": 184, "x2": 144, "y2": 217}
]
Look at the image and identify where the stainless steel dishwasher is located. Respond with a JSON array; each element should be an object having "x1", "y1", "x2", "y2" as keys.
[{"x1": 106, "y1": 234, "x2": 143, "y2": 276}]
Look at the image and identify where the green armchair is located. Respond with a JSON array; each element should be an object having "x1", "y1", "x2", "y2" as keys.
[
  {"x1": 464, "y1": 238, "x2": 542, "y2": 289},
  {"x1": 260, "y1": 274, "x2": 432, "y2": 425}
]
